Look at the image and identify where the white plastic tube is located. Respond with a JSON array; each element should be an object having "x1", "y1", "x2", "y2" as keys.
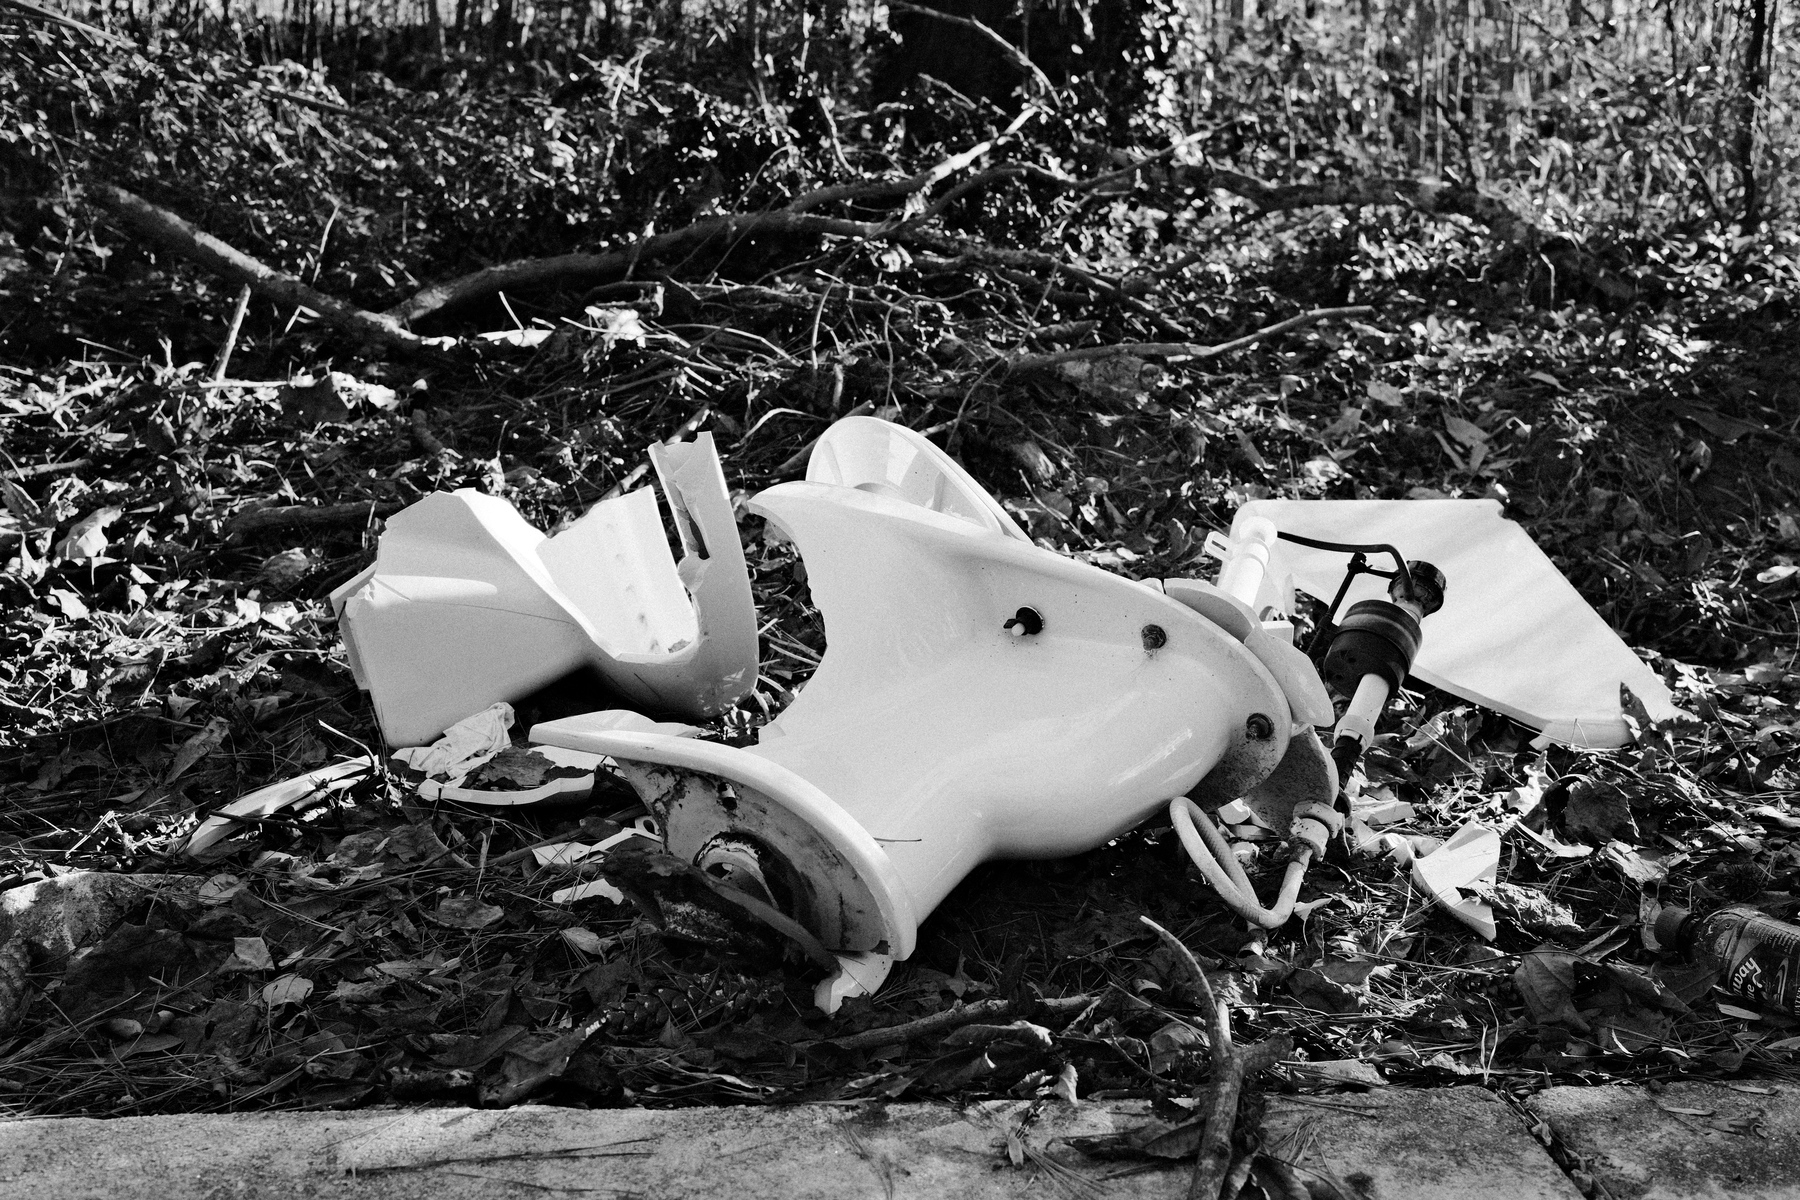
[
  {"x1": 1217, "y1": 516, "x2": 1278, "y2": 608},
  {"x1": 1334, "y1": 673, "x2": 1391, "y2": 751},
  {"x1": 1169, "y1": 796, "x2": 1311, "y2": 929}
]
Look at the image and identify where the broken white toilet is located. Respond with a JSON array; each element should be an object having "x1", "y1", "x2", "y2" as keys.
[
  {"x1": 331, "y1": 434, "x2": 758, "y2": 748},
  {"x1": 531, "y1": 418, "x2": 1678, "y2": 1005}
]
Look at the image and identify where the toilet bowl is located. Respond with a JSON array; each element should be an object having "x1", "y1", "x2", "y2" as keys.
[{"x1": 533, "y1": 479, "x2": 1305, "y2": 996}]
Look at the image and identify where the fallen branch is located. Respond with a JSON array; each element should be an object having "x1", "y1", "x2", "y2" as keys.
[
  {"x1": 1141, "y1": 917, "x2": 1292, "y2": 1200},
  {"x1": 786, "y1": 138, "x2": 1000, "y2": 214},
  {"x1": 1179, "y1": 163, "x2": 1541, "y2": 246},
  {"x1": 225, "y1": 499, "x2": 403, "y2": 541},
  {"x1": 391, "y1": 139, "x2": 1202, "y2": 331},
  {"x1": 91, "y1": 186, "x2": 448, "y2": 360},
  {"x1": 823, "y1": 993, "x2": 1094, "y2": 1052},
  {"x1": 1006, "y1": 305, "x2": 1373, "y2": 373},
  {"x1": 386, "y1": 210, "x2": 889, "y2": 327},
  {"x1": 1173, "y1": 165, "x2": 1641, "y2": 303}
]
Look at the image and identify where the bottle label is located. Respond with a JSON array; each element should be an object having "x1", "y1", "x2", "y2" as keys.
[{"x1": 1708, "y1": 912, "x2": 1800, "y2": 1016}]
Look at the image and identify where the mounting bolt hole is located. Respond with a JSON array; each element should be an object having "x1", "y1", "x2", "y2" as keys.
[{"x1": 1003, "y1": 606, "x2": 1044, "y2": 636}]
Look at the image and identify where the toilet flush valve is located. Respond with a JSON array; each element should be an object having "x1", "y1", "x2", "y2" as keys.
[{"x1": 1321, "y1": 560, "x2": 1445, "y2": 780}]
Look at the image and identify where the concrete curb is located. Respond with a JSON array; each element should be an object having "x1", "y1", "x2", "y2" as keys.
[{"x1": 0, "y1": 1086, "x2": 1591, "y2": 1200}]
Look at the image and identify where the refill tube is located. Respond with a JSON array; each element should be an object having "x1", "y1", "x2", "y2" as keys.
[
  {"x1": 1170, "y1": 796, "x2": 1311, "y2": 929},
  {"x1": 1218, "y1": 516, "x2": 1278, "y2": 608},
  {"x1": 1335, "y1": 673, "x2": 1391, "y2": 751}
]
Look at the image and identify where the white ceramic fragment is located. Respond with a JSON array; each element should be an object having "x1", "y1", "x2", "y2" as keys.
[
  {"x1": 814, "y1": 951, "x2": 896, "y2": 1015},
  {"x1": 806, "y1": 414, "x2": 1030, "y2": 541},
  {"x1": 1407, "y1": 820, "x2": 1500, "y2": 939},
  {"x1": 184, "y1": 758, "x2": 373, "y2": 858},
  {"x1": 1233, "y1": 498, "x2": 1678, "y2": 748},
  {"x1": 551, "y1": 880, "x2": 627, "y2": 905},
  {"x1": 413, "y1": 712, "x2": 699, "y2": 807},
  {"x1": 332, "y1": 433, "x2": 757, "y2": 747}
]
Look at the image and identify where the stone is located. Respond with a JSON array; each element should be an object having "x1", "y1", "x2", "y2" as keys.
[{"x1": 1530, "y1": 1081, "x2": 1800, "y2": 1199}]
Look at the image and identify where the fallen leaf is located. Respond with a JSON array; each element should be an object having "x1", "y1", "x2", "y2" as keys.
[
  {"x1": 1468, "y1": 882, "x2": 1584, "y2": 938},
  {"x1": 1294, "y1": 1058, "x2": 1387, "y2": 1088},
  {"x1": 1444, "y1": 413, "x2": 1488, "y2": 447},
  {"x1": 478, "y1": 1018, "x2": 604, "y2": 1106},
  {"x1": 167, "y1": 717, "x2": 231, "y2": 782},
  {"x1": 431, "y1": 896, "x2": 505, "y2": 930},
  {"x1": 261, "y1": 974, "x2": 314, "y2": 1006},
  {"x1": 256, "y1": 548, "x2": 318, "y2": 587},
  {"x1": 561, "y1": 927, "x2": 607, "y2": 955},
  {"x1": 224, "y1": 936, "x2": 274, "y2": 972},
  {"x1": 54, "y1": 506, "x2": 122, "y2": 561},
  {"x1": 1599, "y1": 840, "x2": 1668, "y2": 885},
  {"x1": 47, "y1": 588, "x2": 90, "y2": 619},
  {"x1": 1560, "y1": 778, "x2": 1639, "y2": 845},
  {"x1": 1515, "y1": 947, "x2": 1591, "y2": 1032},
  {"x1": 463, "y1": 746, "x2": 585, "y2": 791}
]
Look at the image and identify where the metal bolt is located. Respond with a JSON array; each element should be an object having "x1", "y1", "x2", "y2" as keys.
[
  {"x1": 1141, "y1": 624, "x2": 1167, "y2": 651},
  {"x1": 1003, "y1": 606, "x2": 1044, "y2": 636},
  {"x1": 1246, "y1": 713, "x2": 1275, "y2": 740}
]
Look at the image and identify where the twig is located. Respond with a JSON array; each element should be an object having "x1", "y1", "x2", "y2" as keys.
[
  {"x1": 225, "y1": 499, "x2": 403, "y2": 540},
  {"x1": 1140, "y1": 917, "x2": 1292, "y2": 1200},
  {"x1": 786, "y1": 139, "x2": 999, "y2": 214},
  {"x1": 1005, "y1": 306, "x2": 1374, "y2": 372},
  {"x1": 92, "y1": 186, "x2": 447, "y2": 360},
  {"x1": 0, "y1": 0, "x2": 131, "y2": 44},
  {"x1": 2, "y1": 458, "x2": 93, "y2": 481},
  {"x1": 210, "y1": 283, "x2": 253, "y2": 383},
  {"x1": 889, "y1": 1, "x2": 1057, "y2": 99},
  {"x1": 823, "y1": 993, "x2": 1094, "y2": 1052}
]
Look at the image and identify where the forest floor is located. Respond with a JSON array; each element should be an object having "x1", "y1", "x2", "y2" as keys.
[{"x1": 1, "y1": 26, "x2": 1799, "y2": 1190}]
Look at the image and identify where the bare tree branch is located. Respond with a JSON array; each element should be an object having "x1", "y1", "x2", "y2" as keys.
[
  {"x1": 1005, "y1": 305, "x2": 1375, "y2": 372},
  {"x1": 92, "y1": 186, "x2": 448, "y2": 359}
]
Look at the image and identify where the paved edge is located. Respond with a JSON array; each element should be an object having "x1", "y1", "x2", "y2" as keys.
[
  {"x1": 0, "y1": 1087, "x2": 1584, "y2": 1200},
  {"x1": 1530, "y1": 1081, "x2": 1800, "y2": 1200}
]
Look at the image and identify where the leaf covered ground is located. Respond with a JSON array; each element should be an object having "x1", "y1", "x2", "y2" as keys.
[{"x1": 2, "y1": 15, "x2": 1800, "y2": 1128}]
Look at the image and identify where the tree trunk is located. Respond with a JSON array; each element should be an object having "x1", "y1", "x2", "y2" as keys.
[{"x1": 1737, "y1": 0, "x2": 1771, "y2": 228}]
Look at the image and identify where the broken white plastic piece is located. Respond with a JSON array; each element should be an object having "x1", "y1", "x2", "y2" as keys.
[
  {"x1": 184, "y1": 757, "x2": 373, "y2": 858},
  {"x1": 806, "y1": 415, "x2": 1030, "y2": 541},
  {"x1": 332, "y1": 433, "x2": 757, "y2": 747},
  {"x1": 412, "y1": 712, "x2": 698, "y2": 806},
  {"x1": 532, "y1": 820, "x2": 660, "y2": 867},
  {"x1": 535, "y1": 476, "x2": 1296, "y2": 991},
  {"x1": 814, "y1": 950, "x2": 897, "y2": 1015},
  {"x1": 1234, "y1": 499, "x2": 1678, "y2": 747},
  {"x1": 551, "y1": 879, "x2": 626, "y2": 905},
  {"x1": 1406, "y1": 819, "x2": 1500, "y2": 939}
]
